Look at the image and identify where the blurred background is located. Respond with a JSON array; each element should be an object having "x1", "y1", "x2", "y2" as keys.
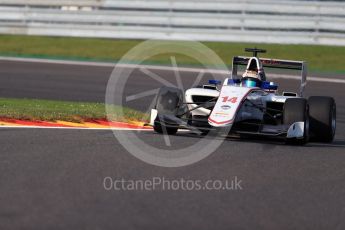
[
  {"x1": 0, "y1": 0, "x2": 344, "y2": 73},
  {"x1": 0, "y1": 0, "x2": 344, "y2": 45}
]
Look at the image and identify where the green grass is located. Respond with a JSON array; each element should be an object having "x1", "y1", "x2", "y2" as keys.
[
  {"x1": 0, "y1": 35, "x2": 345, "y2": 73},
  {"x1": 0, "y1": 97, "x2": 147, "y2": 123}
]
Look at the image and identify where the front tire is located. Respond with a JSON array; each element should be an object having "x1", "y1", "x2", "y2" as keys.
[
  {"x1": 283, "y1": 98, "x2": 309, "y2": 145},
  {"x1": 153, "y1": 119, "x2": 178, "y2": 135},
  {"x1": 153, "y1": 87, "x2": 182, "y2": 135},
  {"x1": 308, "y1": 96, "x2": 336, "y2": 142}
]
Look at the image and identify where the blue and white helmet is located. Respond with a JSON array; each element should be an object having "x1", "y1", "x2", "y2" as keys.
[{"x1": 241, "y1": 57, "x2": 266, "y2": 87}]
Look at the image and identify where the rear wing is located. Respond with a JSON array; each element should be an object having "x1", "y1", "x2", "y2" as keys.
[{"x1": 231, "y1": 56, "x2": 307, "y2": 97}]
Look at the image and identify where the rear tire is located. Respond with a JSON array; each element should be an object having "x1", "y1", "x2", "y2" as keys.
[
  {"x1": 283, "y1": 98, "x2": 309, "y2": 145},
  {"x1": 153, "y1": 87, "x2": 182, "y2": 135},
  {"x1": 308, "y1": 96, "x2": 336, "y2": 142}
]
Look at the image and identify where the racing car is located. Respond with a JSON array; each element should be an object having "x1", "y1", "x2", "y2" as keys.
[{"x1": 149, "y1": 48, "x2": 336, "y2": 145}]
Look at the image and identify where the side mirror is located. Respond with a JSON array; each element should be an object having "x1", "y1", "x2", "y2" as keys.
[
  {"x1": 227, "y1": 79, "x2": 241, "y2": 85},
  {"x1": 208, "y1": 79, "x2": 222, "y2": 85},
  {"x1": 262, "y1": 81, "x2": 278, "y2": 90}
]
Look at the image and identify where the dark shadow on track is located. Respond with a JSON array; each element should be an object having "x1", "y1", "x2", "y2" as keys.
[
  {"x1": 306, "y1": 140, "x2": 345, "y2": 148},
  {"x1": 146, "y1": 131, "x2": 345, "y2": 148}
]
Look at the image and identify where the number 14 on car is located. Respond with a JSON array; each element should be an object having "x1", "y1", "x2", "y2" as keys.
[{"x1": 222, "y1": 96, "x2": 238, "y2": 103}]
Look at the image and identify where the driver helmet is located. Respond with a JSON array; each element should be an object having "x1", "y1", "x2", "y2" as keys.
[{"x1": 242, "y1": 57, "x2": 266, "y2": 87}]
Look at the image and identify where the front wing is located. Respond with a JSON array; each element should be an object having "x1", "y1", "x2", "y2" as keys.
[{"x1": 150, "y1": 110, "x2": 306, "y2": 139}]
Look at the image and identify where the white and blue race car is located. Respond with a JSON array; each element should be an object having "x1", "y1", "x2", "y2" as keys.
[{"x1": 150, "y1": 48, "x2": 336, "y2": 145}]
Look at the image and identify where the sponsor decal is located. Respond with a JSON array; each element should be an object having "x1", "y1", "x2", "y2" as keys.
[
  {"x1": 221, "y1": 105, "x2": 231, "y2": 110},
  {"x1": 215, "y1": 112, "x2": 228, "y2": 115},
  {"x1": 214, "y1": 112, "x2": 229, "y2": 117}
]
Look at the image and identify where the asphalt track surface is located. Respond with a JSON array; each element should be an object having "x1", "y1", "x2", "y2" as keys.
[{"x1": 1, "y1": 59, "x2": 345, "y2": 229}]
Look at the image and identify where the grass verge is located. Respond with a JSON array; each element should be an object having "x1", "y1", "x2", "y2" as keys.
[
  {"x1": 0, "y1": 35, "x2": 345, "y2": 73},
  {"x1": 0, "y1": 97, "x2": 147, "y2": 123}
]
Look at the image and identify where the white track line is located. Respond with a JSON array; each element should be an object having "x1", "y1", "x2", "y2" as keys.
[
  {"x1": 0, "y1": 56, "x2": 116, "y2": 67},
  {"x1": 1, "y1": 56, "x2": 345, "y2": 84},
  {"x1": 0, "y1": 125, "x2": 153, "y2": 131}
]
